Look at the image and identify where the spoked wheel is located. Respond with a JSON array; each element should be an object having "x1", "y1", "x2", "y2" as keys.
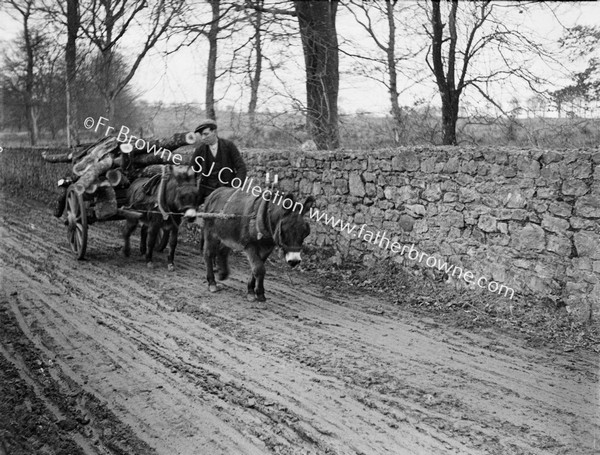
[
  {"x1": 155, "y1": 228, "x2": 169, "y2": 252},
  {"x1": 65, "y1": 186, "x2": 88, "y2": 260}
]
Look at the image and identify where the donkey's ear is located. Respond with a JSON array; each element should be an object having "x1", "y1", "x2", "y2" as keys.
[
  {"x1": 280, "y1": 193, "x2": 295, "y2": 212},
  {"x1": 171, "y1": 165, "x2": 185, "y2": 178},
  {"x1": 300, "y1": 196, "x2": 315, "y2": 215}
]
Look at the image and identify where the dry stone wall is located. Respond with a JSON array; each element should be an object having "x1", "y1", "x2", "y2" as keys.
[{"x1": 243, "y1": 146, "x2": 600, "y2": 321}]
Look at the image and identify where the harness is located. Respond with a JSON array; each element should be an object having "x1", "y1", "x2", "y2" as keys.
[
  {"x1": 126, "y1": 166, "x2": 178, "y2": 225},
  {"x1": 157, "y1": 165, "x2": 171, "y2": 221},
  {"x1": 219, "y1": 189, "x2": 285, "y2": 247}
]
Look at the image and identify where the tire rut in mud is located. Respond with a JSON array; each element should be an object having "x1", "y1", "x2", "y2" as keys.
[
  {"x1": 1, "y1": 194, "x2": 599, "y2": 455},
  {"x1": 0, "y1": 294, "x2": 157, "y2": 455}
]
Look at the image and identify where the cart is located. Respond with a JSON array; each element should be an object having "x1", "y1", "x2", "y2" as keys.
[
  {"x1": 59, "y1": 177, "x2": 170, "y2": 260},
  {"x1": 45, "y1": 136, "x2": 176, "y2": 260}
]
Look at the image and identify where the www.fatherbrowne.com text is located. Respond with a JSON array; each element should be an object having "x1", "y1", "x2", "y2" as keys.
[{"x1": 307, "y1": 208, "x2": 515, "y2": 299}]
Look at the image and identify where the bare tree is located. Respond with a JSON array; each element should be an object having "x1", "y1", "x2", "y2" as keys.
[
  {"x1": 294, "y1": 0, "x2": 339, "y2": 150},
  {"x1": 343, "y1": 0, "x2": 426, "y2": 142},
  {"x1": 38, "y1": 0, "x2": 82, "y2": 144},
  {"x1": 65, "y1": 0, "x2": 79, "y2": 145},
  {"x1": 424, "y1": 1, "x2": 556, "y2": 145},
  {"x1": 223, "y1": 0, "x2": 296, "y2": 138},
  {"x1": 228, "y1": 0, "x2": 340, "y2": 149},
  {"x1": 246, "y1": 0, "x2": 263, "y2": 129},
  {"x1": 205, "y1": 0, "x2": 221, "y2": 121},
  {"x1": 173, "y1": 1, "x2": 245, "y2": 121},
  {"x1": 79, "y1": 0, "x2": 185, "y2": 119},
  {"x1": 6, "y1": 0, "x2": 40, "y2": 145}
]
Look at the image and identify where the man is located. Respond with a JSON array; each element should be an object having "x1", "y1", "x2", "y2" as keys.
[{"x1": 191, "y1": 119, "x2": 247, "y2": 205}]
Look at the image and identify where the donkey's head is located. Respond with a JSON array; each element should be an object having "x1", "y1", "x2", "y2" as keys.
[
  {"x1": 270, "y1": 194, "x2": 315, "y2": 267},
  {"x1": 167, "y1": 165, "x2": 200, "y2": 220}
]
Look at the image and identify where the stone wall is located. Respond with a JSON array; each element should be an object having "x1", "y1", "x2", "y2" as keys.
[{"x1": 242, "y1": 146, "x2": 600, "y2": 321}]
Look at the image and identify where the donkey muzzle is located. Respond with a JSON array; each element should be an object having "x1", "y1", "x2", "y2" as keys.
[
  {"x1": 285, "y1": 251, "x2": 301, "y2": 268},
  {"x1": 183, "y1": 208, "x2": 197, "y2": 221}
]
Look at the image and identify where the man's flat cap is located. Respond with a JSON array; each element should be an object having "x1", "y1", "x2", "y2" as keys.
[{"x1": 194, "y1": 119, "x2": 218, "y2": 133}]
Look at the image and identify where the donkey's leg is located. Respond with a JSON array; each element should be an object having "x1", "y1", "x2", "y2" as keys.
[
  {"x1": 204, "y1": 229, "x2": 219, "y2": 292},
  {"x1": 247, "y1": 275, "x2": 257, "y2": 302},
  {"x1": 122, "y1": 218, "x2": 138, "y2": 257},
  {"x1": 216, "y1": 245, "x2": 230, "y2": 281},
  {"x1": 245, "y1": 246, "x2": 266, "y2": 302},
  {"x1": 167, "y1": 226, "x2": 178, "y2": 271},
  {"x1": 140, "y1": 225, "x2": 148, "y2": 255},
  {"x1": 145, "y1": 222, "x2": 160, "y2": 268}
]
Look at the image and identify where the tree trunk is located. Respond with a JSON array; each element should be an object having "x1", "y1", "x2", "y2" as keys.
[
  {"x1": 385, "y1": 0, "x2": 403, "y2": 140},
  {"x1": 295, "y1": 0, "x2": 339, "y2": 150},
  {"x1": 66, "y1": 0, "x2": 80, "y2": 145},
  {"x1": 205, "y1": 0, "x2": 220, "y2": 121},
  {"x1": 23, "y1": 7, "x2": 37, "y2": 145},
  {"x1": 441, "y1": 92, "x2": 459, "y2": 145},
  {"x1": 103, "y1": 95, "x2": 116, "y2": 124},
  {"x1": 30, "y1": 104, "x2": 39, "y2": 145},
  {"x1": 248, "y1": 0, "x2": 263, "y2": 131},
  {"x1": 430, "y1": 0, "x2": 460, "y2": 145}
]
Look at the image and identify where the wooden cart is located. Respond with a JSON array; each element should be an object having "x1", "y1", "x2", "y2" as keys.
[{"x1": 44, "y1": 134, "x2": 195, "y2": 260}]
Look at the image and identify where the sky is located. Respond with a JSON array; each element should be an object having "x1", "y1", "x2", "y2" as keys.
[
  {"x1": 128, "y1": 1, "x2": 600, "y2": 116},
  {"x1": 1, "y1": 1, "x2": 599, "y2": 116}
]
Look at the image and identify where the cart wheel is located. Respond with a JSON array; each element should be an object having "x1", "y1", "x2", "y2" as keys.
[
  {"x1": 66, "y1": 186, "x2": 88, "y2": 260},
  {"x1": 155, "y1": 228, "x2": 169, "y2": 252}
]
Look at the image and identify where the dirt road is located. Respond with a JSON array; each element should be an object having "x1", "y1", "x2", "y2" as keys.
[{"x1": 0, "y1": 195, "x2": 598, "y2": 455}]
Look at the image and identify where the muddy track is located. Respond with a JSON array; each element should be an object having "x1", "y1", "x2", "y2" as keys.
[{"x1": 0, "y1": 194, "x2": 598, "y2": 455}]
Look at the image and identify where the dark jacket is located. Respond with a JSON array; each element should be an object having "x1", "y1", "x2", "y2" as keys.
[{"x1": 191, "y1": 138, "x2": 247, "y2": 191}]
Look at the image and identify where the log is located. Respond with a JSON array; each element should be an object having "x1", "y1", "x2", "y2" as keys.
[
  {"x1": 151, "y1": 132, "x2": 196, "y2": 151},
  {"x1": 74, "y1": 156, "x2": 113, "y2": 195},
  {"x1": 42, "y1": 151, "x2": 72, "y2": 163},
  {"x1": 73, "y1": 137, "x2": 119, "y2": 176},
  {"x1": 85, "y1": 182, "x2": 99, "y2": 194},
  {"x1": 128, "y1": 154, "x2": 168, "y2": 166},
  {"x1": 71, "y1": 142, "x2": 99, "y2": 160},
  {"x1": 114, "y1": 153, "x2": 169, "y2": 168},
  {"x1": 94, "y1": 186, "x2": 118, "y2": 219},
  {"x1": 118, "y1": 132, "x2": 196, "y2": 156},
  {"x1": 120, "y1": 143, "x2": 134, "y2": 154},
  {"x1": 106, "y1": 169, "x2": 125, "y2": 187}
]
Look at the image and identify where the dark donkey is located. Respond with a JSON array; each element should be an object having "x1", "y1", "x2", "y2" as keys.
[
  {"x1": 122, "y1": 165, "x2": 199, "y2": 270},
  {"x1": 202, "y1": 187, "x2": 314, "y2": 301}
]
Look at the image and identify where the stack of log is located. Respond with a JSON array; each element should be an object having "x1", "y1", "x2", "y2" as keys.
[{"x1": 42, "y1": 132, "x2": 196, "y2": 219}]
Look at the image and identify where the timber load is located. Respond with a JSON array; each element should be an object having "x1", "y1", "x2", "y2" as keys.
[
  {"x1": 41, "y1": 132, "x2": 197, "y2": 196},
  {"x1": 41, "y1": 132, "x2": 197, "y2": 219}
]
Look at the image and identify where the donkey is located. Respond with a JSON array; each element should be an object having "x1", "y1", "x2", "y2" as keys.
[
  {"x1": 201, "y1": 186, "x2": 314, "y2": 302},
  {"x1": 122, "y1": 165, "x2": 199, "y2": 270}
]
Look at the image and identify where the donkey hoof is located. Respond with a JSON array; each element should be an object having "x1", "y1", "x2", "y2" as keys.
[
  {"x1": 256, "y1": 294, "x2": 266, "y2": 302},
  {"x1": 209, "y1": 284, "x2": 218, "y2": 293},
  {"x1": 122, "y1": 247, "x2": 130, "y2": 257},
  {"x1": 167, "y1": 263, "x2": 175, "y2": 272},
  {"x1": 246, "y1": 293, "x2": 256, "y2": 302},
  {"x1": 217, "y1": 272, "x2": 229, "y2": 281},
  {"x1": 147, "y1": 262, "x2": 154, "y2": 269}
]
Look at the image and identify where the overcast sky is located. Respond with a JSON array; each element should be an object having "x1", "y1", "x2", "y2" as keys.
[{"x1": 1, "y1": 1, "x2": 599, "y2": 116}]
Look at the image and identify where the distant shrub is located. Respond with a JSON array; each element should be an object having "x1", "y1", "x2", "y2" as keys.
[{"x1": 0, "y1": 147, "x2": 69, "y2": 202}]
